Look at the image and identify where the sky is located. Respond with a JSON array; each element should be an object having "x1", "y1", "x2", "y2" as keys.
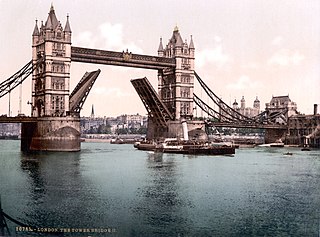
[{"x1": 0, "y1": 0, "x2": 319, "y2": 117}]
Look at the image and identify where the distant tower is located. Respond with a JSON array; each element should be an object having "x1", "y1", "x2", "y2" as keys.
[
  {"x1": 32, "y1": 4, "x2": 72, "y2": 117},
  {"x1": 157, "y1": 26, "x2": 195, "y2": 120},
  {"x1": 90, "y1": 104, "x2": 95, "y2": 118},
  {"x1": 232, "y1": 99, "x2": 238, "y2": 110},
  {"x1": 240, "y1": 96, "x2": 246, "y2": 110},
  {"x1": 253, "y1": 96, "x2": 260, "y2": 111}
]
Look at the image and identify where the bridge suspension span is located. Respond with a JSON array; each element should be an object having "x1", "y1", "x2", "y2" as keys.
[
  {"x1": 0, "y1": 58, "x2": 44, "y2": 99},
  {"x1": 193, "y1": 71, "x2": 288, "y2": 127}
]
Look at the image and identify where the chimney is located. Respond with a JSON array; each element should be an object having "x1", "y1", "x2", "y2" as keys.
[{"x1": 314, "y1": 104, "x2": 318, "y2": 115}]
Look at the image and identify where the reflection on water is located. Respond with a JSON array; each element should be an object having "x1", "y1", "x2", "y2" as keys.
[
  {"x1": 0, "y1": 140, "x2": 320, "y2": 236},
  {"x1": 133, "y1": 152, "x2": 192, "y2": 236}
]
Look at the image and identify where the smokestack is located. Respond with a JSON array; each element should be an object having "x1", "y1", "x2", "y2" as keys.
[
  {"x1": 181, "y1": 119, "x2": 189, "y2": 141},
  {"x1": 314, "y1": 104, "x2": 318, "y2": 115}
]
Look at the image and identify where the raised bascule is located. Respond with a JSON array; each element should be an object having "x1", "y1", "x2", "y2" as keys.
[{"x1": 1, "y1": 5, "x2": 317, "y2": 151}]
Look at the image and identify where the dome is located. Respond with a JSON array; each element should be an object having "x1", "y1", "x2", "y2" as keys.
[{"x1": 233, "y1": 99, "x2": 238, "y2": 105}]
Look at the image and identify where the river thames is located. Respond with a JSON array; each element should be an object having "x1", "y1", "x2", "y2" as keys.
[{"x1": 0, "y1": 140, "x2": 319, "y2": 236}]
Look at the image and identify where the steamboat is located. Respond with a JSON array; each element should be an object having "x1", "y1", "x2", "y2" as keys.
[{"x1": 134, "y1": 138, "x2": 235, "y2": 155}]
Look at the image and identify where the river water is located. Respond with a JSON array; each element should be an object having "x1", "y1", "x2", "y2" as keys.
[{"x1": 0, "y1": 140, "x2": 319, "y2": 236}]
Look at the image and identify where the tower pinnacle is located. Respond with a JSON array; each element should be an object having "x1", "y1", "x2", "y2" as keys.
[
  {"x1": 32, "y1": 19, "x2": 39, "y2": 36},
  {"x1": 158, "y1": 37, "x2": 164, "y2": 55},
  {"x1": 189, "y1": 35, "x2": 195, "y2": 49},
  {"x1": 64, "y1": 14, "x2": 72, "y2": 32}
]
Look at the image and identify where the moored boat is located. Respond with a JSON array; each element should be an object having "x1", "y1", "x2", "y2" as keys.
[
  {"x1": 301, "y1": 147, "x2": 311, "y2": 151},
  {"x1": 111, "y1": 137, "x2": 137, "y2": 144},
  {"x1": 258, "y1": 142, "x2": 284, "y2": 147},
  {"x1": 134, "y1": 141, "x2": 157, "y2": 151}
]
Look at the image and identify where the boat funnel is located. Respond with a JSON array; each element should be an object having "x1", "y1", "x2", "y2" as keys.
[{"x1": 181, "y1": 119, "x2": 189, "y2": 140}]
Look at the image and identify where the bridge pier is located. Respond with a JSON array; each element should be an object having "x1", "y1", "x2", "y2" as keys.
[
  {"x1": 264, "y1": 128, "x2": 287, "y2": 144},
  {"x1": 147, "y1": 119, "x2": 207, "y2": 141},
  {"x1": 21, "y1": 117, "x2": 80, "y2": 152}
]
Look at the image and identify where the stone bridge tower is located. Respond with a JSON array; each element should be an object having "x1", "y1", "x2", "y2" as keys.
[
  {"x1": 32, "y1": 4, "x2": 72, "y2": 117},
  {"x1": 157, "y1": 26, "x2": 195, "y2": 120},
  {"x1": 21, "y1": 5, "x2": 80, "y2": 152},
  {"x1": 154, "y1": 27, "x2": 205, "y2": 140}
]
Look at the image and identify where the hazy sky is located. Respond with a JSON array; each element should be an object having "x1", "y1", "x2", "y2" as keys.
[{"x1": 0, "y1": 0, "x2": 319, "y2": 117}]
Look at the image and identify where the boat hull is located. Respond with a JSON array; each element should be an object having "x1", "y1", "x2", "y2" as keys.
[
  {"x1": 134, "y1": 141, "x2": 235, "y2": 155},
  {"x1": 155, "y1": 145, "x2": 235, "y2": 155}
]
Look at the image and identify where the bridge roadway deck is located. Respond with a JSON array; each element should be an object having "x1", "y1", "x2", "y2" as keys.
[
  {"x1": 0, "y1": 117, "x2": 288, "y2": 130},
  {"x1": 213, "y1": 122, "x2": 287, "y2": 130},
  {"x1": 71, "y1": 46, "x2": 176, "y2": 70},
  {"x1": 0, "y1": 116, "x2": 37, "y2": 123}
]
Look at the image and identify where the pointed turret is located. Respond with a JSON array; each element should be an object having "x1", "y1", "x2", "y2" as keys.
[
  {"x1": 189, "y1": 35, "x2": 195, "y2": 58},
  {"x1": 189, "y1": 35, "x2": 195, "y2": 49},
  {"x1": 64, "y1": 14, "x2": 72, "y2": 33},
  {"x1": 40, "y1": 21, "x2": 44, "y2": 30},
  {"x1": 171, "y1": 26, "x2": 183, "y2": 48},
  {"x1": 32, "y1": 20, "x2": 39, "y2": 36},
  {"x1": 45, "y1": 4, "x2": 59, "y2": 30},
  {"x1": 158, "y1": 37, "x2": 164, "y2": 56},
  {"x1": 45, "y1": 13, "x2": 53, "y2": 30}
]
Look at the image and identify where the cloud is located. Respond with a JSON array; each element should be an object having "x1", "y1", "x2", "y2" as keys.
[
  {"x1": 99, "y1": 22, "x2": 123, "y2": 49},
  {"x1": 197, "y1": 45, "x2": 231, "y2": 68},
  {"x1": 214, "y1": 36, "x2": 222, "y2": 43},
  {"x1": 74, "y1": 31, "x2": 96, "y2": 48},
  {"x1": 268, "y1": 49, "x2": 305, "y2": 66},
  {"x1": 196, "y1": 36, "x2": 231, "y2": 68},
  {"x1": 272, "y1": 36, "x2": 284, "y2": 46},
  {"x1": 241, "y1": 62, "x2": 260, "y2": 70},
  {"x1": 73, "y1": 22, "x2": 143, "y2": 54},
  {"x1": 227, "y1": 75, "x2": 262, "y2": 90},
  {"x1": 92, "y1": 87, "x2": 132, "y2": 97}
]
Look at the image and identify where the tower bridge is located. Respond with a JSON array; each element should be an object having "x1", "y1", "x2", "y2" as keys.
[{"x1": 0, "y1": 5, "x2": 290, "y2": 151}]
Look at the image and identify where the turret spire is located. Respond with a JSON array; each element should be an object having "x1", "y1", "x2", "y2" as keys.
[
  {"x1": 64, "y1": 14, "x2": 72, "y2": 33},
  {"x1": 158, "y1": 37, "x2": 164, "y2": 52},
  {"x1": 171, "y1": 25, "x2": 183, "y2": 47},
  {"x1": 32, "y1": 19, "x2": 39, "y2": 36},
  {"x1": 189, "y1": 35, "x2": 195, "y2": 49},
  {"x1": 45, "y1": 3, "x2": 59, "y2": 29}
]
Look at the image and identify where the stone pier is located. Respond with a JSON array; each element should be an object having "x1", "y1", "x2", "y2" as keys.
[
  {"x1": 21, "y1": 117, "x2": 80, "y2": 152},
  {"x1": 146, "y1": 119, "x2": 207, "y2": 141}
]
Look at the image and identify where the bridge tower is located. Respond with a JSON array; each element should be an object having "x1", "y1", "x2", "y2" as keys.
[
  {"x1": 151, "y1": 27, "x2": 205, "y2": 140},
  {"x1": 157, "y1": 26, "x2": 195, "y2": 120},
  {"x1": 32, "y1": 4, "x2": 71, "y2": 117},
  {"x1": 21, "y1": 5, "x2": 80, "y2": 151}
]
